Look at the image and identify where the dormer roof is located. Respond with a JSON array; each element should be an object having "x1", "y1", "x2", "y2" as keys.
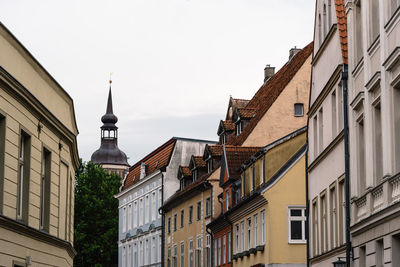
[
  {"x1": 225, "y1": 97, "x2": 250, "y2": 121},
  {"x1": 178, "y1": 166, "x2": 192, "y2": 179},
  {"x1": 217, "y1": 120, "x2": 235, "y2": 136},
  {"x1": 203, "y1": 144, "x2": 223, "y2": 160},
  {"x1": 189, "y1": 155, "x2": 206, "y2": 170}
]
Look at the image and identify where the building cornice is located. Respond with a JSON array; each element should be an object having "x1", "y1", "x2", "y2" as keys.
[{"x1": 115, "y1": 169, "x2": 162, "y2": 199}]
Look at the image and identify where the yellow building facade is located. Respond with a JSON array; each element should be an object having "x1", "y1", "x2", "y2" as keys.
[
  {"x1": 230, "y1": 128, "x2": 307, "y2": 267},
  {"x1": 0, "y1": 23, "x2": 79, "y2": 266}
]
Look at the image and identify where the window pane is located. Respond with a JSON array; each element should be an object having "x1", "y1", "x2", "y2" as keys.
[
  {"x1": 291, "y1": 220, "x2": 302, "y2": 240},
  {"x1": 290, "y1": 209, "x2": 302, "y2": 216}
]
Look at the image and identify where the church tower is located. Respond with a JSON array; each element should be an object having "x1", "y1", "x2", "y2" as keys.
[{"x1": 91, "y1": 81, "x2": 129, "y2": 176}]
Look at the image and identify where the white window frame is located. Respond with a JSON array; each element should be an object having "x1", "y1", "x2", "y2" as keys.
[
  {"x1": 180, "y1": 241, "x2": 185, "y2": 267},
  {"x1": 196, "y1": 236, "x2": 202, "y2": 267},
  {"x1": 235, "y1": 224, "x2": 239, "y2": 253},
  {"x1": 240, "y1": 221, "x2": 244, "y2": 251},
  {"x1": 260, "y1": 210, "x2": 266, "y2": 245},
  {"x1": 189, "y1": 238, "x2": 194, "y2": 267},
  {"x1": 222, "y1": 234, "x2": 226, "y2": 264},
  {"x1": 134, "y1": 201, "x2": 137, "y2": 228},
  {"x1": 247, "y1": 218, "x2": 251, "y2": 249},
  {"x1": 152, "y1": 191, "x2": 156, "y2": 221},
  {"x1": 253, "y1": 214, "x2": 258, "y2": 247},
  {"x1": 228, "y1": 231, "x2": 231, "y2": 262},
  {"x1": 145, "y1": 194, "x2": 149, "y2": 224},
  {"x1": 217, "y1": 237, "x2": 221, "y2": 266},
  {"x1": 123, "y1": 207, "x2": 127, "y2": 232},
  {"x1": 287, "y1": 206, "x2": 306, "y2": 244},
  {"x1": 128, "y1": 204, "x2": 132, "y2": 230}
]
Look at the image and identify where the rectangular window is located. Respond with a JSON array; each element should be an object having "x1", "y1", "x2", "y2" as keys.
[
  {"x1": 225, "y1": 189, "x2": 230, "y2": 211},
  {"x1": 17, "y1": 131, "x2": 30, "y2": 222},
  {"x1": 340, "y1": 181, "x2": 346, "y2": 245},
  {"x1": 123, "y1": 207, "x2": 127, "y2": 232},
  {"x1": 134, "y1": 242, "x2": 137, "y2": 267},
  {"x1": 355, "y1": 0, "x2": 363, "y2": 63},
  {"x1": 152, "y1": 237, "x2": 156, "y2": 264},
  {"x1": 332, "y1": 90, "x2": 337, "y2": 136},
  {"x1": 140, "y1": 198, "x2": 143, "y2": 226},
  {"x1": 205, "y1": 197, "x2": 211, "y2": 217},
  {"x1": 357, "y1": 117, "x2": 366, "y2": 193},
  {"x1": 262, "y1": 156, "x2": 266, "y2": 184},
  {"x1": 313, "y1": 201, "x2": 319, "y2": 255},
  {"x1": 168, "y1": 217, "x2": 171, "y2": 234},
  {"x1": 392, "y1": 234, "x2": 400, "y2": 265},
  {"x1": 173, "y1": 245, "x2": 177, "y2": 267},
  {"x1": 376, "y1": 239, "x2": 384, "y2": 267},
  {"x1": 0, "y1": 115, "x2": 5, "y2": 214},
  {"x1": 167, "y1": 247, "x2": 171, "y2": 267},
  {"x1": 145, "y1": 195, "x2": 149, "y2": 224},
  {"x1": 338, "y1": 84, "x2": 343, "y2": 130},
  {"x1": 359, "y1": 245, "x2": 366, "y2": 267},
  {"x1": 373, "y1": 102, "x2": 383, "y2": 183},
  {"x1": 152, "y1": 191, "x2": 156, "y2": 221},
  {"x1": 251, "y1": 165, "x2": 255, "y2": 191},
  {"x1": 240, "y1": 221, "x2": 244, "y2": 251},
  {"x1": 313, "y1": 115, "x2": 318, "y2": 157},
  {"x1": 217, "y1": 237, "x2": 221, "y2": 266},
  {"x1": 235, "y1": 224, "x2": 239, "y2": 253},
  {"x1": 181, "y1": 210, "x2": 184, "y2": 228},
  {"x1": 247, "y1": 218, "x2": 251, "y2": 249},
  {"x1": 206, "y1": 235, "x2": 211, "y2": 267},
  {"x1": 159, "y1": 189, "x2": 162, "y2": 218},
  {"x1": 128, "y1": 204, "x2": 132, "y2": 230},
  {"x1": 174, "y1": 214, "x2": 177, "y2": 232},
  {"x1": 189, "y1": 239, "x2": 193, "y2": 267},
  {"x1": 128, "y1": 245, "x2": 131, "y2": 267},
  {"x1": 40, "y1": 148, "x2": 51, "y2": 231},
  {"x1": 146, "y1": 239, "x2": 149, "y2": 265},
  {"x1": 294, "y1": 103, "x2": 304, "y2": 116},
  {"x1": 196, "y1": 236, "x2": 202, "y2": 267},
  {"x1": 189, "y1": 206, "x2": 193, "y2": 224},
  {"x1": 253, "y1": 214, "x2": 258, "y2": 247},
  {"x1": 260, "y1": 210, "x2": 266, "y2": 244},
  {"x1": 321, "y1": 195, "x2": 327, "y2": 252},
  {"x1": 369, "y1": 0, "x2": 379, "y2": 44},
  {"x1": 122, "y1": 246, "x2": 126, "y2": 267},
  {"x1": 330, "y1": 187, "x2": 337, "y2": 248},
  {"x1": 134, "y1": 201, "x2": 137, "y2": 228},
  {"x1": 214, "y1": 239, "x2": 217, "y2": 267},
  {"x1": 288, "y1": 207, "x2": 306, "y2": 243},
  {"x1": 222, "y1": 234, "x2": 226, "y2": 264},
  {"x1": 180, "y1": 242, "x2": 184, "y2": 267},
  {"x1": 197, "y1": 201, "x2": 201, "y2": 221},
  {"x1": 139, "y1": 241, "x2": 143, "y2": 266},
  {"x1": 318, "y1": 108, "x2": 324, "y2": 153},
  {"x1": 227, "y1": 231, "x2": 231, "y2": 262}
]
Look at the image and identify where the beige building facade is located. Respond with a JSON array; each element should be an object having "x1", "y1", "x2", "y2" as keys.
[
  {"x1": 0, "y1": 23, "x2": 79, "y2": 266},
  {"x1": 346, "y1": 0, "x2": 400, "y2": 266}
]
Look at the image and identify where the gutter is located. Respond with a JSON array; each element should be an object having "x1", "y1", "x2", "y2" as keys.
[
  {"x1": 158, "y1": 172, "x2": 165, "y2": 267},
  {"x1": 305, "y1": 143, "x2": 310, "y2": 267},
  {"x1": 342, "y1": 64, "x2": 351, "y2": 266}
]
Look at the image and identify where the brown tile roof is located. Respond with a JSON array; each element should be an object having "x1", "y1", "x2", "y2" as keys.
[
  {"x1": 192, "y1": 156, "x2": 206, "y2": 168},
  {"x1": 222, "y1": 120, "x2": 235, "y2": 131},
  {"x1": 225, "y1": 97, "x2": 250, "y2": 120},
  {"x1": 236, "y1": 107, "x2": 257, "y2": 119},
  {"x1": 180, "y1": 166, "x2": 192, "y2": 177},
  {"x1": 123, "y1": 138, "x2": 176, "y2": 190},
  {"x1": 208, "y1": 145, "x2": 223, "y2": 157},
  {"x1": 226, "y1": 42, "x2": 313, "y2": 146},
  {"x1": 223, "y1": 146, "x2": 261, "y2": 180},
  {"x1": 335, "y1": 0, "x2": 348, "y2": 64}
]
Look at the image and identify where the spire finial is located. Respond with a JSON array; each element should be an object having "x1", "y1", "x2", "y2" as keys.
[{"x1": 109, "y1": 72, "x2": 113, "y2": 85}]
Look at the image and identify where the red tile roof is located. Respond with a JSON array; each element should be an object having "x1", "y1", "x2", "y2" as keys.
[
  {"x1": 123, "y1": 138, "x2": 176, "y2": 190},
  {"x1": 222, "y1": 120, "x2": 235, "y2": 131},
  {"x1": 225, "y1": 97, "x2": 250, "y2": 120},
  {"x1": 335, "y1": 0, "x2": 348, "y2": 64},
  {"x1": 236, "y1": 107, "x2": 257, "y2": 120},
  {"x1": 179, "y1": 166, "x2": 192, "y2": 178},
  {"x1": 226, "y1": 42, "x2": 313, "y2": 146},
  {"x1": 223, "y1": 146, "x2": 261, "y2": 181},
  {"x1": 208, "y1": 145, "x2": 223, "y2": 157}
]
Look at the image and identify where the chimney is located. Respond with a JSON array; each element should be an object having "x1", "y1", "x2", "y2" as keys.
[
  {"x1": 264, "y1": 64, "x2": 275, "y2": 83},
  {"x1": 289, "y1": 46, "x2": 301, "y2": 60}
]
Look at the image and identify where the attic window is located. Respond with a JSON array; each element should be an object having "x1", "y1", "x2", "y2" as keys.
[
  {"x1": 192, "y1": 170, "x2": 198, "y2": 181},
  {"x1": 140, "y1": 162, "x2": 147, "y2": 179},
  {"x1": 207, "y1": 159, "x2": 213, "y2": 173},
  {"x1": 294, "y1": 103, "x2": 304, "y2": 117},
  {"x1": 236, "y1": 121, "x2": 242, "y2": 136},
  {"x1": 221, "y1": 134, "x2": 226, "y2": 145}
]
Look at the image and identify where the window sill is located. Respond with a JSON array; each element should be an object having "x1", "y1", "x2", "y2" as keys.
[{"x1": 288, "y1": 240, "x2": 306, "y2": 244}]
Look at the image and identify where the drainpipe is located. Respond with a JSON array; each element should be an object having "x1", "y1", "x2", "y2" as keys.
[
  {"x1": 158, "y1": 172, "x2": 165, "y2": 267},
  {"x1": 342, "y1": 64, "x2": 351, "y2": 266},
  {"x1": 305, "y1": 142, "x2": 310, "y2": 267}
]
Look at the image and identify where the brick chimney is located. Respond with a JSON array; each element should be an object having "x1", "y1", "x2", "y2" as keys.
[
  {"x1": 264, "y1": 64, "x2": 275, "y2": 83},
  {"x1": 289, "y1": 46, "x2": 301, "y2": 60}
]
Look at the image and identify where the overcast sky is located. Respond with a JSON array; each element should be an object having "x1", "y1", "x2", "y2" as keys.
[{"x1": 1, "y1": 0, "x2": 315, "y2": 165}]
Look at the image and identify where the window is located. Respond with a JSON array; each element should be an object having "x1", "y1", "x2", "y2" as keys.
[
  {"x1": 355, "y1": 0, "x2": 363, "y2": 63},
  {"x1": 294, "y1": 103, "x2": 304, "y2": 117},
  {"x1": 207, "y1": 159, "x2": 213, "y2": 173},
  {"x1": 222, "y1": 234, "x2": 226, "y2": 264},
  {"x1": 152, "y1": 237, "x2": 156, "y2": 264},
  {"x1": 394, "y1": 86, "x2": 400, "y2": 173},
  {"x1": 392, "y1": 234, "x2": 400, "y2": 266},
  {"x1": 128, "y1": 244, "x2": 131, "y2": 267},
  {"x1": 376, "y1": 239, "x2": 384, "y2": 267},
  {"x1": 369, "y1": 0, "x2": 380, "y2": 44},
  {"x1": 167, "y1": 247, "x2": 171, "y2": 267},
  {"x1": 197, "y1": 201, "x2": 201, "y2": 221},
  {"x1": 313, "y1": 115, "x2": 318, "y2": 157},
  {"x1": 236, "y1": 121, "x2": 242, "y2": 136},
  {"x1": 123, "y1": 207, "x2": 127, "y2": 232},
  {"x1": 235, "y1": 224, "x2": 239, "y2": 253},
  {"x1": 214, "y1": 239, "x2": 217, "y2": 267},
  {"x1": 323, "y1": 4, "x2": 327, "y2": 37},
  {"x1": 253, "y1": 214, "x2": 258, "y2": 247},
  {"x1": 17, "y1": 131, "x2": 30, "y2": 222},
  {"x1": 128, "y1": 204, "x2": 132, "y2": 230},
  {"x1": 338, "y1": 84, "x2": 343, "y2": 130},
  {"x1": 134, "y1": 201, "x2": 137, "y2": 228},
  {"x1": 168, "y1": 217, "x2": 171, "y2": 234},
  {"x1": 189, "y1": 239, "x2": 193, "y2": 267},
  {"x1": 159, "y1": 189, "x2": 162, "y2": 218},
  {"x1": 318, "y1": 108, "x2": 324, "y2": 153},
  {"x1": 0, "y1": 115, "x2": 5, "y2": 214},
  {"x1": 359, "y1": 245, "x2": 366, "y2": 267},
  {"x1": 247, "y1": 218, "x2": 251, "y2": 249},
  {"x1": 262, "y1": 156, "x2": 266, "y2": 184},
  {"x1": 145, "y1": 195, "x2": 149, "y2": 224},
  {"x1": 146, "y1": 239, "x2": 149, "y2": 265},
  {"x1": 152, "y1": 191, "x2": 156, "y2": 221},
  {"x1": 357, "y1": 117, "x2": 366, "y2": 193},
  {"x1": 196, "y1": 236, "x2": 202, "y2": 267},
  {"x1": 227, "y1": 231, "x2": 231, "y2": 262},
  {"x1": 180, "y1": 242, "x2": 185, "y2": 267},
  {"x1": 330, "y1": 187, "x2": 337, "y2": 248},
  {"x1": 206, "y1": 235, "x2": 211, "y2": 267},
  {"x1": 225, "y1": 189, "x2": 230, "y2": 211},
  {"x1": 339, "y1": 181, "x2": 346, "y2": 245},
  {"x1": 217, "y1": 237, "x2": 221, "y2": 266},
  {"x1": 192, "y1": 170, "x2": 197, "y2": 181},
  {"x1": 122, "y1": 246, "x2": 126, "y2": 267},
  {"x1": 288, "y1": 207, "x2": 306, "y2": 243},
  {"x1": 260, "y1": 210, "x2": 266, "y2": 244},
  {"x1": 321, "y1": 195, "x2": 327, "y2": 252},
  {"x1": 140, "y1": 198, "x2": 143, "y2": 226},
  {"x1": 373, "y1": 102, "x2": 383, "y2": 183},
  {"x1": 173, "y1": 245, "x2": 177, "y2": 267},
  {"x1": 40, "y1": 148, "x2": 51, "y2": 231},
  {"x1": 205, "y1": 197, "x2": 211, "y2": 217},
  {"x1": 240, "y1": 221, "x2": 244, "y2": 251},
  {"x1": 332, "y1": 90, "x2": 337, "y2": 136},
  {"x1": 318, "y1": 13, "x2": 322, "y2": 46},
  {"x1": 251, "y1": 165, "x2": 255, "y2": 191},
  {"x1": 181, "y1": 210, "x2": 184, "y2": 228},
  {"x1": 389, "y1": 0, "x2": 400, "y2": 18},
  {"x1": 312, "y1": 201, "x2": 319, "y2": 255},
  {"x1": 134, "y1": 242, "x2": 137, "y2": 267},
  {"x1": 189, "y1": 206, "x2": 193, "y2": 224},
  {"x1": 174, "y1": 214, "x2": 177, "y2": 232}
]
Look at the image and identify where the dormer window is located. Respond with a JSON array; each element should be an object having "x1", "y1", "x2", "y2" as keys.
[
  {"x1": 207, "y1": 157, "x2": 213, "y2": 173},
  {"x1": 140, "y1": 162, "x2": 147, "y2": 179},
  {"x1": 236, "y1": 121, "x2": 242, "y2": 136},
  {"x1": 180, "y1": 179, "x2": 184, "y2": 190},
  {"x1": 192, "y1": 170, "x2": 198, "y2": 181},
  {"x1": 221, "y1": 134, "x2": 226, "y2": 145}
]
